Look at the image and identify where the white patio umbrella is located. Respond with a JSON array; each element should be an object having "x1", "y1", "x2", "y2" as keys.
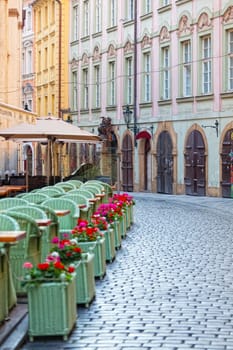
[{"x1": 0, "y1": 116, "x2": 101, "y2": 186}]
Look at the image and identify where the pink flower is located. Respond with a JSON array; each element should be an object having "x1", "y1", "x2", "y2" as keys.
[
  {"x1": 23, "y1": 262, "x2": 33, "y2": 269},
  {"x1": 51, "y1": 236, "x2": 59, "y2": 244}
]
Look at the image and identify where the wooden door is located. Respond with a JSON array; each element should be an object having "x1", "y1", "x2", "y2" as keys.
[
  {"x1": 184, "y1": 130, "x2": 206, "y2": 196},
  {"x1": 156, "y1": 131, "x2": 173, "y2": 194},
  {"x1": 122, "y1": 135, "x2": 133, "y2": 192},
  {"x1": 221, "y1": 129, "x2": 233, "y2": 198}
]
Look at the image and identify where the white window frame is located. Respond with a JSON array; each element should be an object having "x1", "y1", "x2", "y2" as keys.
[
  {"x1": 72, "y1": 71, "x2": 78, "y2": 111},
  {"x1": 128, "y1": 0, "x2": 134, "y2": 20},
  {"x1": 182, "y1": 40, "x2": 192, "y2": 97},
  {"x1": 110, "y1": 0, "x2": 116, "y2": 27},
  {"x1": 83, "y1": 0, "x2": 89, "y2": 36},
  {"x1": 228, "y1": 30, "x2": 233, "y2": 91},
  {"x1": 143, "y1": 52, "x2": 151, "y2": 102},
  {"x1": 94, "y1": 65, "x2": 101, "y2": 108},
  {"x1": 201, "y1": 35, "x2": 212, "y2": 94},
  {"x1": 109, "y1": 60, "x2": 116, "y2": 105},
  {"x1": 145, "y1": 0, "x2": 151, "y2": 14},
  {"x1": 95, "y1": 0, "x2": 101, "y2": 33},
  {"x1": 73, "y1": 4, "x2": 79, "y2": 41},
  {"x1": 126, "y1": 56, "x2": 133, "y2": 105},
  {"x1": 82, "y1": 68, "x2": 89, "y2": 109},
  {"x1": 162, "y1": 46, "x2": 170, "y2": 99}
]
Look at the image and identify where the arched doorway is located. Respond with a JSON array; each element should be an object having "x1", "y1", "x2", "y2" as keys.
[
  {"x1": 184, "y1": 130, "x2": 206, "y2": 196},
  {"x1": 156, "y1": 131, "x2": 173, "y2": 194},
  {"x1": 137, "y1": 131, "x2": 152, "y2": 191},
  {"x1": 23, "y1": 144, "x2": 33, "y2": 176},
  {"x1": 221, "y1": 128, "x2": 233, "y2": 198},
  {"x1": 122, "y1": 134, "x2": 133, "y2": 192}
]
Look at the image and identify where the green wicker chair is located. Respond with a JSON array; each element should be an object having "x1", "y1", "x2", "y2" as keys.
[
  {"x1": 0, "y1": 214, "x2": 21, "y2": 317},
  {"x1": 42, "y1": 197, "x2": 80, "y2": 236},
  {"x1": 5, "y1": 211, "x2": 42, "y2": 295},
  {"x1": 0, "y1": 198, "x2": 28, "y2": 211},
  {"x1": 72, "y1": 189, "x2": 98, "y2": 215},
  {"x1": 6, "y1": 205, "x2": 53, "y2": 261},
  {"x1": 66, "y1": 179, "x2": 83, "y2": 188},
  {"x1": 63, "y1": 193, "x2": 92, "y2": 221},
  {"x1": 54, "y1": 182, "x2": 76, "y2": 192},
  {"x1": 21, "y1": 192, "x2": 50, "y2": 204},
  {"x1": 39, "y1": 187, "x2": 64, "y2": 197}
]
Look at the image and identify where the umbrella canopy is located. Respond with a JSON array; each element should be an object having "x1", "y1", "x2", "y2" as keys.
[
  {"x1": 0, "y1": 116, "x2": 101, "y2": 143},
  {"x1": 0, "y1": 116, "x2": 101, "y2": 187}
]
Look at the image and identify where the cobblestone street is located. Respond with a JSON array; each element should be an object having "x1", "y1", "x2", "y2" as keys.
[{"x1": 20, "y1": 194, "x2": 233, "y2": 350}]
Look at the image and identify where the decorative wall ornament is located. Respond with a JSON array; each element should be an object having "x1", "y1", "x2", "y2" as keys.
[
  {"x1": 160, "y1": 26, "x2": 170, "y2": 42},
  {"x1": 93, "y1": 46, "x2": 101, "y2": 61},
  {"x1": 71, "y1": 58, "x2": 79, "y2": 69},
  {"x1": 223, "y1": 6, "x2": 233, "y2": 24},
  {"x1": 108, "y1": 44, "x2": 116, "y2": 57},
  {"x1": 197, "y1": 12, "x2": 212, "y2": 31},
  {"x1": 124, "y1": 41, "x2": 134, "y2": 54},
  {"x1": 141, "y1": 34, "x2": 152, "y2": 49},
  {"x1": 82, "y1": 53, "x2": 89, "y2": 65},
  {"x1": 98, "y1": 117, "x2": 113, "y2": 142},
  {"x1": 178, "y1": 15, "x2": 193, "y2": 36}
]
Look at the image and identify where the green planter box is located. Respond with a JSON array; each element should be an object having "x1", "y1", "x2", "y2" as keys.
[
  {"x1": 111, "y1": 220, "x2": 122, "y2": 250},
  {"x1": 75, "y1": 253, "x2": 96, "y2": 307},
  {"x1": 119, "y1": 214, "x2": 127, "y2": 238},
  {"x1": 125, "y1": 206, "x2": 131, "y2": 230},
  {"x1": 101, "y1": 228, "x2": 116, "y2": 263},
  {"x1": 0, "y1": 246, "x2": 8, "y2": 324},
  {"x1": 77, "y1": 237, "x2": 106, "y2": 279},
  {"x1": 27, "y1": 276, "x2": 77, "y2": 341}
]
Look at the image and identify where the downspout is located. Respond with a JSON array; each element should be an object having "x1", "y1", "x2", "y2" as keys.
[
  {"x1": 55, "y1": 0, "x2": 62, "y2": 119},
  {"x1": 133, "y1": 0, "x2": 138, "y2": 146}
]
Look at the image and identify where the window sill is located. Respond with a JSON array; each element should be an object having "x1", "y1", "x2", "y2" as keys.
[
  {"x1": 80, "y1": 109, "x2": 89, "y2": 114},
  {"x1": 106, "y1": 105, "x2": 117, "y2": 111},
  {"x1": 92, "y1": 31, "x2": 102, "y2": 38},
  {"x1": 176, "y1": 96, "x2": 194, "y2": 103},
  {"x1": 158, "y1": 4, "x2": 172, "y2": 14},
  {"x1": 158, "y1": 99, "x2": 172, "y2": 106},
  {"x1": 80, "y1": 35, "x2": 90, "y2": 42},
  {"x1": 140, "y1": 12, "x2": 153, "y2": 21},
  {"x1": 195, "y1": 94, "x2": 214, "y2": 101},
  {"x1": 220, "y1": 92, "x2": 233, "y2": 99},
  {"x1": 175, "y1": 0, "x2": 192, "y2": 6},
  {"x1": 107, "y1": 26, "x2": 117, "y2": 33},
  {"x1": 139, "y1": 102, "x2": 152, "y2": 108}
]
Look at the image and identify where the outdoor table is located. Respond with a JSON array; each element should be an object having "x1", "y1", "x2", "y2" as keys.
[
  {"x1": 0, "y1": 186, "x2": 26, "y2": 197},
  {"x1": 0, "y1": 230, "x2": 26, "y2": 322}
]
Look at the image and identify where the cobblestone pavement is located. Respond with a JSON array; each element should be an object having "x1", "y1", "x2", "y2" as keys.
[{"x1": 20, "y1": 193, "x2": 233, "y2": 350}]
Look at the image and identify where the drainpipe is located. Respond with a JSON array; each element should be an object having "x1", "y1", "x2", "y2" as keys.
[
  {"x1": 133, "y1": 0, "x2": 138, "y2": 146},
  {"x1": 55, "y1": 0, "x2": 62, "y2": 119}
]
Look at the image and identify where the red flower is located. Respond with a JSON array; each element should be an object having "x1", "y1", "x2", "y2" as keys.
[
  {"x1": 54, "y1": 261, "x2": 65, "y2": 270},
  {"x1": 68, "y1": 266, "x2": 75, "y2": 273},
  {"x1": 37, "y1": 262, "x2": 50, "y2": 270}
]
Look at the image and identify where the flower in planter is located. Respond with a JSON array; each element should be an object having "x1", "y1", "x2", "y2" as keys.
[
  {"x1": 21, "y1": 260, "x2": 75, "y2": 287},
  {"x1": 111, "y1": 193, "x2": 135, "y2": 207},
  {"x1": 95, "y1": 202, "x2": 123, "y2": 223},
  {"x1": 71, "y1": 218, "x2": 103, "y2": 242},
  {"x1": 91, "y1": 214, "x2": 108, "y2": 231},
  {"x1": 50, "y1": 236, "x2": 82, "y2": 264}
]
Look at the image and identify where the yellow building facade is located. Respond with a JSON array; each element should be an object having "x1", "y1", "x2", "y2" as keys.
[{"x1": 32, "y1": 0, "x2": 70, "y2": 119}]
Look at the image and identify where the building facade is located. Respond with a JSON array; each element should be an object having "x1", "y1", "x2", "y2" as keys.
[{"x1": 69, "y1": 0, "x2": 233, "y2": 197}]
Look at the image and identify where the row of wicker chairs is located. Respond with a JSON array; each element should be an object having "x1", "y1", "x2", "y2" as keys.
[{"x1": 0, "y1": 179, "x2": 114, "y2": 305}]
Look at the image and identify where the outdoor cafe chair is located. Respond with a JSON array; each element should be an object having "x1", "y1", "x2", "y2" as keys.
[
  {"x1": 6, "y1": 205, "x2": 53, "y2": 260},
  {"x1": 54, "y1": 182, "x2": 76, "y2": 192},
  {"x1": 39, "y1": 187, "x2": 64, "y2": 197},
  {"x1": 62, "y1": 193, "x2": 92, "y2": 221},
  {"x1": 5, "y1": 211, "x2": 42, "y2": 295},
  {"x1": 0, "y1": 214, "x2": 21, "y2": 313},
  {"x1": 0, "y1": 198, "x2": 28, "y2": 211},
  {"x1": 20, "y1": 192, "x2": 50, "y2": 204},
  {"x1": 42, "y1": 197, "x2": 80, "y2": 236},
  {"x1": 72, "y1": 189, "x2": 98, "y2": 215},
  {"x1": 65, "y1": 179, "x2": 83, "y2": 189}
]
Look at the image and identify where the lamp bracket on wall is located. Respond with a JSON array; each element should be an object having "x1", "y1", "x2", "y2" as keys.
[{"x1": 202, "y1": 120, "x2": 219, "y2": 137}]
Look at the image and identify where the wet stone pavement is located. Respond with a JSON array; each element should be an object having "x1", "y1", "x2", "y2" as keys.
[{"x1": 20, "y1": 193, "x2": 233, "y2": 350}]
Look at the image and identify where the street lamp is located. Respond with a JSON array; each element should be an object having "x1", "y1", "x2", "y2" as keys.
[{"x1": 123, "y1": 105, "x2": 154, "y2": 146}]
